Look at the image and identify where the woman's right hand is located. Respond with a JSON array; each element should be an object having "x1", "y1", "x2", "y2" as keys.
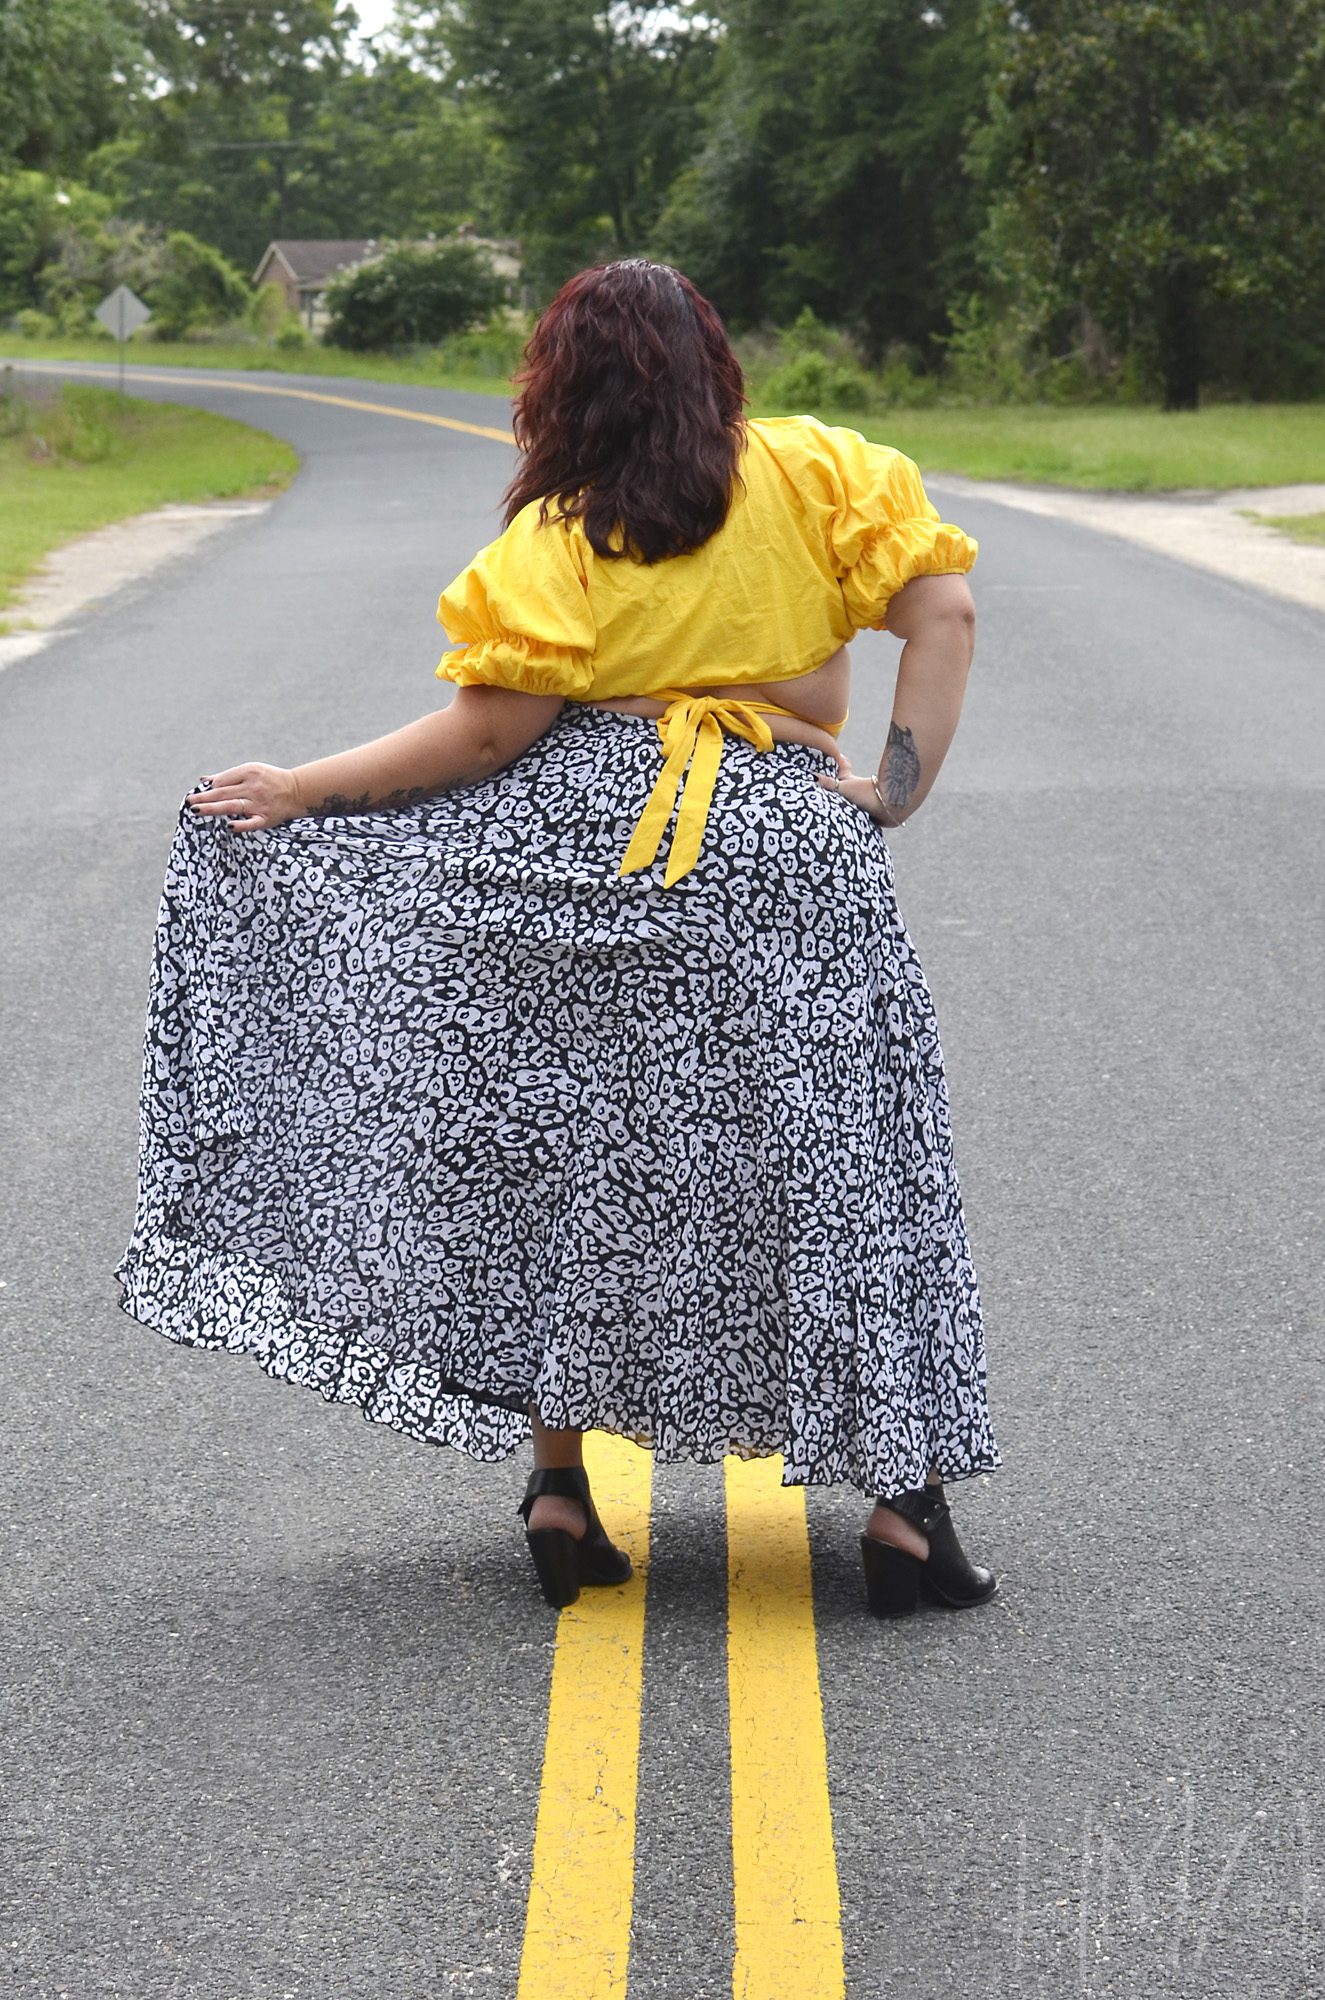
[{"x1": 187, "y1": 763, "x2": 304, "y2": 832}]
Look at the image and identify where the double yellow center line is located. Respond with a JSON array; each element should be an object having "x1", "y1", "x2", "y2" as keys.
[{"x1": 518, "y1": 1435, "x2": 845, "y2": 2000}]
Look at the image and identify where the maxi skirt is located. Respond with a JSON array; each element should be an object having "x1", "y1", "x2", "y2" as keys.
[{"x1": 117, "y1": 706, "x2": 999, "y2": 1493}]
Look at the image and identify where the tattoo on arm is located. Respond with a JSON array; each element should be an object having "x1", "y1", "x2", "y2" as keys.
[
  {"x1": 309, "y1": 786, "x2": 429, "y2": 819},
  {"x1": 883, "y1": 722, "x2": 921, "y2": 809}
]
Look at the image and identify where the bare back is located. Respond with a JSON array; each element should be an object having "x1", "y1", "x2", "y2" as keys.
[{"x1": 590, "y1": 644, "x2": 852, "y2": 761}]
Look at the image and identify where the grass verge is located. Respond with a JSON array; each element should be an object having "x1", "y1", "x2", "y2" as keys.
[
  {"x1": 3, "y1": 335, "x2": 513, "y2": 400},
  {"x1": 7, "y1": 339, "x2": 1325, "y2": 491},
  {"x1": 1247, "y1": 510, "x2": 1325, "y2": 545},
  {"x1": 0, "y1": 381, "x2": 298, "y2": 620},
  {"x1": 777, "y1": 401, "x2": 1325, "y2": 492}
]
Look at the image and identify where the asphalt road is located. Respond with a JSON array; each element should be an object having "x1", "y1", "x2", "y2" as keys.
[{"x1": 2, "y1": 362, "x2": 1322, "y2": 1999}]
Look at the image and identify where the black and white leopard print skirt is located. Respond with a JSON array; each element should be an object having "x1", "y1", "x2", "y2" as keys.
[{"x1": 117, "y1": 705, "x2": 999, "y2": 1493}]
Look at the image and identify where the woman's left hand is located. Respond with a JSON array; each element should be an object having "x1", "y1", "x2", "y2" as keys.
[{"x1": 817, "y1": 760, "x2": 899, "y2": 826}]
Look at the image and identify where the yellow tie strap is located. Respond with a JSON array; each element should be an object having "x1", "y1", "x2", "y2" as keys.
[{"x1": 618, "y1": 693, "x2": 781, "y2": 888}]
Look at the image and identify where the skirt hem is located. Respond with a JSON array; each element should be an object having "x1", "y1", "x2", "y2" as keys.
[{"x1": 116, "y1": 1247, "x2": 1001, "y2": 1493}]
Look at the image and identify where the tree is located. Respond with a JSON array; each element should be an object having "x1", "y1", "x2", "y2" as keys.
[
  {"x1": 0, "y1": 0, "x2": 137, "y2": 175},
  {"x1": 37, "y1": 211, "x2": 164, "y2": 329},
  {"x1": 428, "y1": 0, "x2": 720, "y2": 295},
  {"x1": 285, "y1": 54, "x2": 507, "y2": 245},
  {"x1": 984, "y1": 0, "x2": 1325, "y2": 407},
  {"x1": 0, "y1": 174, "x2": 110, "y2": 319},
  {"x1": 654, "y1": 0, "x2": 992, "y2": 359},
  {"x1": 5, "y1": 186, "x2": 251, "y2": 336},
  {"x1": 322, "y1": 240, "x2": 508, "y2": 347},
  {"x1": 92, "y1": 0, "x2": 355, "y2": 269}
]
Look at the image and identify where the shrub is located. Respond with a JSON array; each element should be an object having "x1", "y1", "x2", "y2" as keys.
[
  {"x1": 38, "y1": 213, "x2": 159, "y2": 326},
  {"x1": 247, "y1": 283, "x2": 288, "y2": 340},
  {"x1": 13, "y1": 307, "x2": 56, "y2": 338},
  {"x1": 434, "y1": 312, "x2": 530, "y2": 377},
  {"x1": 145, "y1": 232, "x2": 251, "y2": 340},
  {"x1": 762, "y1": 348, "x2": 875, "y2": 412},
  {"x1": 28, "y1": 208, "x2": 250, "y2": 342},
  {"x1": 750, "y1": 309, "x2": 877, "y2": 412},
  {"x1": 0, "y1": 372, "x2": 28, "y2": 435},
  {"x1": 938, "y1": 295, "x2": 1041, "y2": 404},
  {"x1": 324, "y1": 242, "x2": 509, "y2": 351},
  {"x1": 873, "y1": 345, "x2": 941, "y2": 408},
  {"x1": 36, "y1": 388, "x2": 117, "y2": 462},
  {"x1": 0, "y1": 379, "x2": 118, "y2": 463},
  {"x1": 53, "y1": 294, "x2": 93, "y2": 335}
]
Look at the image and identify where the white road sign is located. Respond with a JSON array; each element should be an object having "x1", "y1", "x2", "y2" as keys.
[{"x1": 95, "y1": 284, "x2": 152, "y2": 341}]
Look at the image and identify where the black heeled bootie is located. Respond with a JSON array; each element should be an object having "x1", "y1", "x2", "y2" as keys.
[
  {"x1": 860, "y1": 1482, "x2": 996, "y2": 1618},
  {"x1": 519, "y1": 1465, "x2": 633, "y2": 1609}
]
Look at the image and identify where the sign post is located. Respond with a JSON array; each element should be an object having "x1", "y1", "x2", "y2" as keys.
[{"x1": 93, "y1": 285, "x2": 152, "y2": 397}]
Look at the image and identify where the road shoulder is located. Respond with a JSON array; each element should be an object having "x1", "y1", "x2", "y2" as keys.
[
  {"x1": 0, "y1": 501, "x2": 271, "y2": 671},
  {"x1": 931, "y1": 474, "x2": 1325, "y2": 615}
]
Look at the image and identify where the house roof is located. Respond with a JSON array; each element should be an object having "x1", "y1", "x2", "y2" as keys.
[{"x1": 253, "y1": 240, "x2": 375, "y2": 287}]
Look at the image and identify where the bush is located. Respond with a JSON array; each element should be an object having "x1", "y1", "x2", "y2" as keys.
[
  {"x1": 324, "y1": 242, "x2": 509, "y2": 351},
  {"x1": 745, "y1": 309, "x2": 878, "y2": 412},
  {"x1": 247, "y1": 282, "x2": 288, "y2": 340},
  {"x1": 938, "y1": 295, "x2": 1042, "y2": 404},
  {"x1": 434, "y1": 312, "x2": 531, "y2": 378},
  {"x1": 762, "y1": 348, "x2": 875, "y2": 412},
  {"x1": 13, "y1": 307, "x2": 55, "y2": 338},
  {"x1": 38, "y1": 212, "x2": 157, "y2": 326},
  {"x1": 0, "y1": 378, "x2": 118, "y2": 463},
  {"x1": 935, "y1": 296, "x2": 1147, "y2": 406},
  {"x1": 25, "y1": 205, "x2": 251, "y2": 342},
  {"x1": 0, "y1": 372, "x2": 29, "y2": 435},
  {"x1": 872, "y1": 345, "x2": 942, "y2": 408},
  {"x1": 145, "y1": 232, "x2": 251, "y2": 340}
]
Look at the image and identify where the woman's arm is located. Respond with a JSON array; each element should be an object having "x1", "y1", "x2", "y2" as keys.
[
  {"x1": 187, "y1": 685, "x2": 566, "y2": 831},
  {"x1": 821, "y1": 572, "x2": 975, "y2": 824}
]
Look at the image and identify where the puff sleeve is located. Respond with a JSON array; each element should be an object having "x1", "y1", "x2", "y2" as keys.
[
  {"x1": 436, "y1": 502, "x2": 597, "y2": 697},
  {"x1": 803, "y1": 422, "x2": 977, "y2": 631}
]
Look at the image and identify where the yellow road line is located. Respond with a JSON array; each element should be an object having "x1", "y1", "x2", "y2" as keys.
[
  {"x1": 725, "y1": 1455, "x2": 846, "y2": 2000},
  {"x1": 518, "y1": 1434, "x2": 653, "y2": 2000},
  {"x1": 1, "y1": 357, "x2": 515, "y2": 443}
]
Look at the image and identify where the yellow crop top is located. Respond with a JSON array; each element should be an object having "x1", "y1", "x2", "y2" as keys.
[{"x1": 436, "y1": 414, "x2": 977, "y2": 883}]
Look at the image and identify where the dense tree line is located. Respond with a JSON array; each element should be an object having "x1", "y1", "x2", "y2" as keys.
[
  {"x1": 3, "y1": 0, "x2": 1324, "y2": 401},
  {"x1": 979, "y1": 0, "x2": 1325, "y2": 404}
]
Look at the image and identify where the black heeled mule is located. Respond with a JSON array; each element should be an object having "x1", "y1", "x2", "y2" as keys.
[
  {"x1": 519, "y1": 1465, "x2": 633, "y2": 1609},
  {"x1": 860, "y1": 1482, "x2": 996, "y2": 1617}
]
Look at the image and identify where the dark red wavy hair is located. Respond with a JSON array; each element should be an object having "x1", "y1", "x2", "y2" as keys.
[{"x1": 503, "y1": 260, "x2": 746, "y2": 564}]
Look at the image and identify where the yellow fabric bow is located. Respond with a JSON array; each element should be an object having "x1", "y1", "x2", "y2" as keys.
[{"x1": 618, "y1": 692, "x2": 780, "y2": 888}]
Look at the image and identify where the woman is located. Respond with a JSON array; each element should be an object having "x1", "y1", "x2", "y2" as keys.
[{"x1": 118, "y1": 260, "x2": 999, "y2": 1618}]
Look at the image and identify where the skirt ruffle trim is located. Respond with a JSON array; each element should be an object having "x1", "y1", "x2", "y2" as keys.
[{"x1": 116, "y1": 1240, "x2": 1002, "y2": 1492}]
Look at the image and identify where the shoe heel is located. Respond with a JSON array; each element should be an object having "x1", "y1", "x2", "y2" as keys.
[
  {"x1": 526, "y1": 1527, "x2": 581, "y2": 1609},
  {"x1": 860, "y1": 1533, "x2": 921, "y2": 1618}
]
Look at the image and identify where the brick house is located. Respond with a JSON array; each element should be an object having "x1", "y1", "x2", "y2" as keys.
[
  {"x1": 251, "y1": 241, "x2": 377, "y2": 327},
  {"x1": 252, "y1": 233, "x2": 527, "y2": 330}
]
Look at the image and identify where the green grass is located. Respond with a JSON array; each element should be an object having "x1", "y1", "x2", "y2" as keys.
[
  {"x1": 9, "y1": 337, "x2": 1325, "y2": 491},
  {"x1": 759, "y1": 400, "x2": 1325, "y2": 492},
  {"x1": 1248, "y1": 509, "x2": 1325, "y2": 544},
  {"x1": 2, "y1": 334, "x2": 514, "y2": 401},
  {"x1": 0, "y1": 383, "x2": 298, "y2": 618}
]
